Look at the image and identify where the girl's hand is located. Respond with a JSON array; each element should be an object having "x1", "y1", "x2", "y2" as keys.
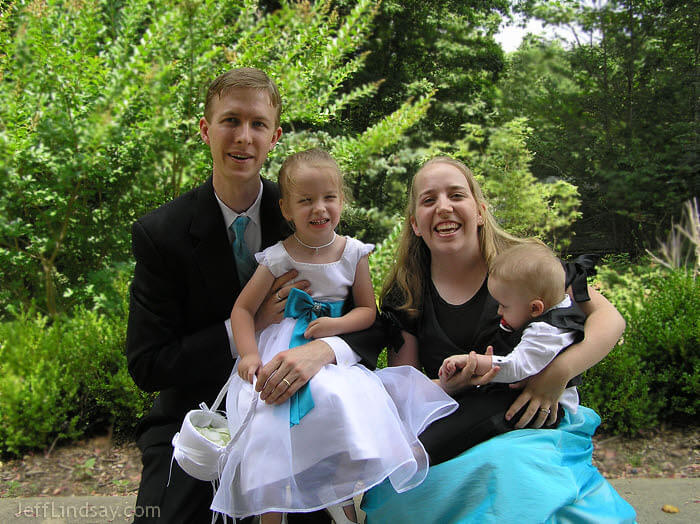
[
  {"x1": 506, "y1": 362, "x2": 567, "y2": 428},
  {"x1": 304, "y1": 317, "x2": 340, "y2": 339},
  {"x1": 238, "y1": 354, "x2": 262, "y2": 384}
]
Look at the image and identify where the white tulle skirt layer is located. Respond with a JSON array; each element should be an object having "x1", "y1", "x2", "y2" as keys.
[{"x1": 210, "y1": 321, "x2": 456, "y2": 518}]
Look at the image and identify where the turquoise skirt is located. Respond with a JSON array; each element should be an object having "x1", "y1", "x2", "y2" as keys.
[{"x1": 362, "y1": 406, "x2": 636, "y2": 523}]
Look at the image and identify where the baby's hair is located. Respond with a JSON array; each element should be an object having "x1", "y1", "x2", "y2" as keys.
[
  {"x1": 204, "y1": 67, "x2": 282, "y2": 127},
  {"x1": 278, "y1": 148, "x2": 346, "y2": 203},
  {"x1": 488, "y1": 240, "x2": 565, "y2": 310}
]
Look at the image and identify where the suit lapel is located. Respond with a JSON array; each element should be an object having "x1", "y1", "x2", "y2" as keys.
[
  {"x1": 190, "y1": 177, "x2": 241, "y2": 301},
  {"x1": 189, "y1": 177, "x2": 285, "y2": 304},
  {"x1": 260, "y1": 178, "x2": 285, "y2": 249}
]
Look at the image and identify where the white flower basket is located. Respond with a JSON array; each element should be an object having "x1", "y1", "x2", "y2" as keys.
[{"x1": 172, "y1": 374, "x2": 258, "y2": 482}]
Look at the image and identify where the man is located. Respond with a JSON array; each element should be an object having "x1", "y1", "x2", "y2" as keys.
[{"x1": 127, "y1": 68, "x2": 374, "y2": 523}]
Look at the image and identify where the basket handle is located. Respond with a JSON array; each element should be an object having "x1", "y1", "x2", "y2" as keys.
[{"x1": 206, "y1": 373, "x2": 236, "y2": 412}]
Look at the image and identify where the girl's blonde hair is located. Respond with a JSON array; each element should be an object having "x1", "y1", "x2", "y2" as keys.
[
  {"x1": 380, "y1": 156, "x2": 526, "y2": 318},
  {"x1": 489, "y1": 241, "x2": 565, "y2": 310}
]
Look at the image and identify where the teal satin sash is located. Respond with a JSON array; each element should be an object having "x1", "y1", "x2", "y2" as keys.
[{"x1": 283, "y1": 287, "x2": 344, "y2": 426}]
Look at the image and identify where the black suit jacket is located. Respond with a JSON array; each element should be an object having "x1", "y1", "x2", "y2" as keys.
[{"x1": 126, "y1": 176, "x2": 287, "y2": 449}]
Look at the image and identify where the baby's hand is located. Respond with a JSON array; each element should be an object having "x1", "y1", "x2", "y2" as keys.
[
  {"x1": 438, "y1": 354, "x2": 473, "y2": 389},
  {"x1": 238, "y1": 354, "x2": 262, "y2": 384},
  {"x1": 304, "y1": 317, "x2": 340, "y2": 339}
]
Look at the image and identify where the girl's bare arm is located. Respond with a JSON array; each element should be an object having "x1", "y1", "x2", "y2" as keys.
[{"x1": 304, "y1": 255, "x2": 376, "y2": 338}]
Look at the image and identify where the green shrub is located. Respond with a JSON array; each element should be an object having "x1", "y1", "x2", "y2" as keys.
[
  {"x1": 582, "y1": 268, "x2": 699, "y2": 434},
  {"x1": 0, "y1": 284, "x2": 152, "y2": 456},
  {"x1": 579, "y1": 342, "x2": 659, "y2": 435},
  {"x1": 624, "y1": 270, "x2": 699, "y2": 423},
  {"x1": 592, "y1": 254, "x2": 664, "y2": 314}
]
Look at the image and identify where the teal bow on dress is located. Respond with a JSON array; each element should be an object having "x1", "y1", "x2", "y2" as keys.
[{"x1": 284, "y1": 287, "x2": 344, "y2": 426}]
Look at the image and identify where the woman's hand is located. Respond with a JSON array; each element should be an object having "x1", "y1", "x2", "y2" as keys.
[
  {"x1": 254, "y1": 270, "x2": 310, "y2": 331},
  {"x1": 506, "y1": 361, "x2": 567, "y2": 428}
]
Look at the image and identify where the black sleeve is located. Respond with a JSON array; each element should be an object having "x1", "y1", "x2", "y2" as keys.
[
  {"x1": 126, "y1": 220, "x2": 232, "y2": 392},
  {"x1": 563, "y1": 254, "x2": 600, "y2": 304},
  {"x1": 339, "y1": 312, "x2": 389, "y2": 370},
  {"x1": 338, "y1": 285, "x2": 418, "y2": 369}
]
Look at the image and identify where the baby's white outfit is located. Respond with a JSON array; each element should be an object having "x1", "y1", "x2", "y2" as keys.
[
  {"x1": 491, "y1": 295, "x2": 580, "y2": 412},
  {"x1": 210, "y1": 237, "x2": 457, "y2": 518}
]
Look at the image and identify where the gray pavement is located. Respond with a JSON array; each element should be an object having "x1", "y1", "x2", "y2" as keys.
[{"x1": 0, "y1": 479, "x2": 697, "y2": 523}]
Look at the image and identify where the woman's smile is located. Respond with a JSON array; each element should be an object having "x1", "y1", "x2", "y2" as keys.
[{"x1": 434, "y1": 220, "x2": 462, "y2": 236}]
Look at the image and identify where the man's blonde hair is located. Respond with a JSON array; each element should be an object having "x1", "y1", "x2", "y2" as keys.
[
  {"x1": 204, "y1": 67, "x2": 282, "y2": 127},
  {"x1": 489, "y1": 241, "x2": 565, "y2": 310}
]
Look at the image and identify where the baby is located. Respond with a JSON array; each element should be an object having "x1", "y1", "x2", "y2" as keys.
[{"x1": 439, "y1": 241, "x2": 585, "y2": 414}]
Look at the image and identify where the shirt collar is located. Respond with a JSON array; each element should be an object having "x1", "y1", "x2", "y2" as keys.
[{"x1": 214, "y1": 180, "x2": 264, "y2": 230}]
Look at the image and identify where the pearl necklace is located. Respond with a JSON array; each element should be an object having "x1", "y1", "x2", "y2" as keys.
[{"x1": 293, "y1": 232, "x2": 337, "y2": 254}]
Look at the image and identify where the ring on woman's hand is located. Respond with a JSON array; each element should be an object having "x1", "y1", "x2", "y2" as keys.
[
  {"x1": 539, "y1": 408, "x2": 551, "y2": 414},
  {"x1": 282, "y1": 378, "x2": 292, "y2": 388},
  {"x1": 275, "y1": 291, "x2": 283, "y2": 302}
]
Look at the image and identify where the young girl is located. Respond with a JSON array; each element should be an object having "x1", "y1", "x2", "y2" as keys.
[
  {"x1": 210, "y1": 149, "x2": 457, "y2": 523},
  {"x1": 439, "y1": 241, "x2": 588, "y2": 419}
]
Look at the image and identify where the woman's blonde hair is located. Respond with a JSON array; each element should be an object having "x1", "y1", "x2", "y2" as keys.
[{"x1": 380, "y1": 156, "x2": 526, "y2": 318}]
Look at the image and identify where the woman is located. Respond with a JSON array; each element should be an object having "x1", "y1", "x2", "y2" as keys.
[{"x1": 361, "y1": 157, "x2": 636, "y2": 522}]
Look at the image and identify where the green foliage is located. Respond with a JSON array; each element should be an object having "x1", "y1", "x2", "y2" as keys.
[
  {"x1": 579, "y1": 343, "x2": 658, "y2": 436},
  {"x1": 581, "y1": 266, "x2": 699, "y2": 434},
  {"x1": 623, "y1": 270, "x2": 699, "y2": 423},
  {"x1": 0, "y1": 0, "x2": 430, "y2": 316},
  {"x1": 340, "y1": 0, "x2": 508, "y2": 142},
  {"x1": 0, "y1": 267, "x2": 152, "y2": 456},
  {"x1": 368, "y1": 222, "x2": 402, "y2": 296},
  {"x1": 501, "y1": 0, "x2": 699, "y2": 254},
  {"x1": 429, "y1": 115, "x2": 581, "y2": 249}
]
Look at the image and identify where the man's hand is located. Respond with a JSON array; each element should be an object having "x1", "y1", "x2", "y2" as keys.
[
  {"x1": 254, "y1": 270, "x2": 310, "y2": 331},
  {"x1": 255, "y1": 339, "x2": 335, "y2": 404}
]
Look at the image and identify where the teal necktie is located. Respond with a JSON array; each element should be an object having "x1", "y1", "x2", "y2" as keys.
[{"x1": 230, "y1": 216, "x2": 256, "y2": 285}]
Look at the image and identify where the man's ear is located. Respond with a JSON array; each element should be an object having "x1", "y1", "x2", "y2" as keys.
[
  {"x1": 270, "y1": 127, "x2": 282, "y2": 149},
  {"x1": 529, "y1": 299, "x2": 545, "y2": 318},
  {"x1": 199, "y1": 117, "x2": 211, "y2": 145}
]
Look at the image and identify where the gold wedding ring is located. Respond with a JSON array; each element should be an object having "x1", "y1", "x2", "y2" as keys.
[
  {"x1": 276, "y1": 291, "x2": 283, "y2": 302},
  {"x1": 282, "y1": 378, "x2": 292, "y2": 388}
]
